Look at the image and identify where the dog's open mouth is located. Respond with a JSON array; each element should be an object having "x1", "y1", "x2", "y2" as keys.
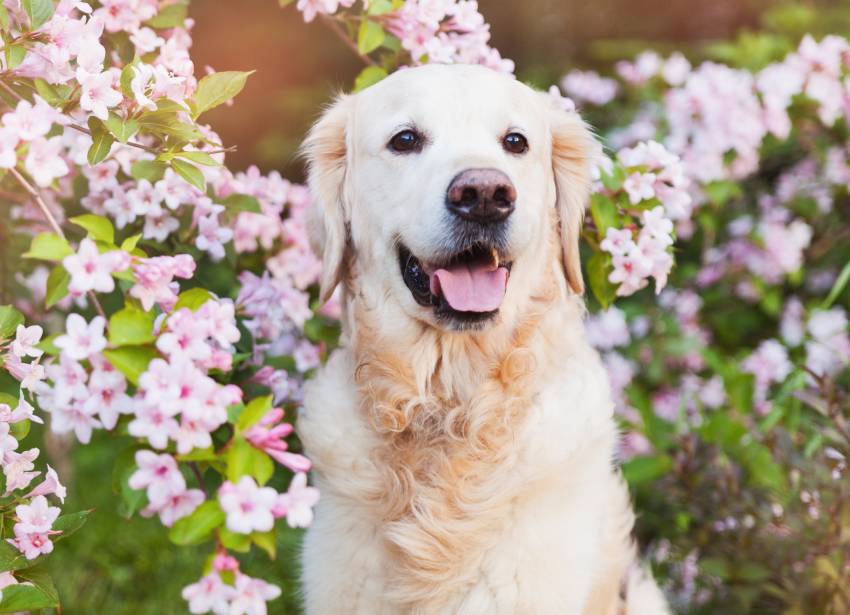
[{"x1": 399, "y1": 243, "x2": 512, "y2": 324}]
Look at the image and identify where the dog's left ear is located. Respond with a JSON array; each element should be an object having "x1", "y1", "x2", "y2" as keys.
[
  {"x1": 543, "y1": 95, "x2": 597, "y2": 295},
  {"x1": 301, "y1": 94, "x2": 354, "y2": 303}
]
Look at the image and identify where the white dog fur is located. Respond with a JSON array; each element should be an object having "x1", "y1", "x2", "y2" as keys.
[{"x1": 297, "y1": 63, "x2": 670, "y2": 615}]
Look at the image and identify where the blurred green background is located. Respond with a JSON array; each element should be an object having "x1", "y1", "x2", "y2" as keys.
[{"x1": 43, "y1": 1, "x2": 850, "y2": 613}]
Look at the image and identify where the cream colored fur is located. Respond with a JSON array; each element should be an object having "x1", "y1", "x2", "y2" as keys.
[{"x1": 297, "y1": 64, "x2": 670, "y2": 615}]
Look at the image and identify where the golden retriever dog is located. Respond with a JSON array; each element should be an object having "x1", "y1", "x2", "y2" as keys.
[{"x1": 297, "y1": 63, "x2": 670, "y2": 615}]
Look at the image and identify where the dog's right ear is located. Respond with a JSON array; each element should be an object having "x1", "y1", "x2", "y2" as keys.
[{"x1": 302, "y1": 94, "x2": 354, "y2": 304}]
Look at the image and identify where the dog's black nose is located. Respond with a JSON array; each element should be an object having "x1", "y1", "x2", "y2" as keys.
[{"x1": 446, "y1": 168, "x2": 516, "y2": 223}]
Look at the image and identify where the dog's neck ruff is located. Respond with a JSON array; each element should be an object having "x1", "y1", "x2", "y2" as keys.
[{"x1": 345, "y1": 259, "x2": 581, "y2": 608}]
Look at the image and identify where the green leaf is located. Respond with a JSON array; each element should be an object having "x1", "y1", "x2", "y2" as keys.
[
  {"x1": 102, "y1": 346, "x2": 159, "y2": 386},
  {"x1": 236, "y1": 396, "x2": 273, "y2": 431},
  {"x1": 53, "y1": 510, "x2": 92, "y2": 542},
  {"x1": 10, "y1": 418, "x2": 29, "y2": 441},
  {"x1": 168, "y1": 501, "x2": 224, "y2": 546},
  {"x1": 590, "y1": 194, "x2": 619, "y2": 240},
  {"x1": 353, "y1": 66, "x2": 387, "y2": 92},
  {"x1": 33, "y1": 79, "x2": 65, "y2": 106},
  {"x1": 177, "y1": 446, "x2": 217, "y2": 462},
  {"x1": 104, "y1": 113, "x2": 140, "y2": 144},
  {"x1": 69, "y1": 214, "x2": 115, "y2": 244},
  {"x1": 22, "y1": 233, "x2": 73, "y2": 261},
  {"x1": 0, "y1": 540, "x2": 36, "y2": 572},
  {"x1": 44, "y1": 266, "x2": 70, "y2": 309},
  {"x1": 219, "y1": 527, "x2": 251, "y2": 552},
  {"x1": 586, "y1": 251, "x2": 617, "y2": 309},
  {"x1": 822, "y1": 259, "x2": 850, "y2": 309},
  {"x1": 119, "y1": 60, "x2": 140, "y2": 99},
  {"x1": 0, "y1": 306, "x2": 24, "y2": 340},
  {"x1": 0, "y1": 5, "x2": 8, "y2": 29},
  {"x1": 366, "y1": 0, "x2": 393, "y2": 14},
  {"x1": 5, "y1": 45, "x2": 25, "y2": 70},
  {"x1": 120, "y1": 234, "x2": 142, "y2": 253},
  {"x1": 622, "y1": 455, "x2": 672, "y2": 485},
  {"x1": 130, "y1": 160, "x2": 168, "y2": 182},
  {"x1": 252, "y1": 529, "x2": 276, "y2": 559},
  {"x1": 15, "y1": 565, "x2": 58, "y2": 604},
  {"x1": 21, "y1": 0, "x2": 54, "y2": 30},
  {"x1": 108, "y1": 306, "x2": 155, "y2": 346},
  {"x1": 227, "y1": 436, "x2": 274, "y2": 485},
  {"x1": 138, "y1": 111, "x2": 202, "y2": 142},
  {"x1": 0, "y1": 582, "x2": 58, "y2": 613},
  {"x1": 173, "y1": 287, "x2": 212, "y2": 312},
  {"x1": 112, "y1": 444, "x2": 146, "y2": 519},
  {"x1": 192, "y1": 70, "x2": 254, "y2": 119},
  {"x1": 220, "y1": 193, "x2": 262, "y2": 214},
  {"x1": 87, "y1": 117, "x2": 114, "y2": 166},
  {"x1": 357, "y1": 19, "x2": 385, "y2": 54},
  {"x1": 174, "y1": 151, "x2": 220, "y2": 167},
  {"x1": 170, "y1": 158, "x2": 206, "y2": 192},
  {"x1": 144, "y1": 2, "x2": 187, "y2": 28}
]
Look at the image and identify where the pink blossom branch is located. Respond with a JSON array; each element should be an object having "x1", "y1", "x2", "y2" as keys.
[{"x1": 9, "y1": 167, "x2": 107, "y2": 320}]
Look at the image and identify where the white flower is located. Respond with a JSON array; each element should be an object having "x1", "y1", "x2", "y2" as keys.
[
  {"x1": 24, "y1": 137, "x2": 69, "y2": 187},
  {"x1": 54, "y1": 313, "x2": 107, "y2": 361},
  {"x1": 11, "y1": 324, "x2": 43, "y2": 359},
  {"x1": 77, "y1": 69, "x2": 123, "y2": 121},
  {"x1": 218, "y1": 476, "x2": 278, "y2": 534}
]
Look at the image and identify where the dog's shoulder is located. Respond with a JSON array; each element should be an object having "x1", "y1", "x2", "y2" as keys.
[{"x1": 297, "y1": 347, "x2": 382, "y2": 495}]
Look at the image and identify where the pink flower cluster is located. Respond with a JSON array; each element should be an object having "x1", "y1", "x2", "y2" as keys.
[
  {"x1": 129, "y1": 450, "x2": 204, "y2": 527},
  {"x1": 130, "y1": 254, "x2": 196, "y2": 311},
  {"x1": 382, "y1": 0, "x2": 514, "y2": 72},
  {"x1": 219, "y1": 473, "x2": 319, "y2": 533},
  {"x1": 182, "y1": 565, "x2": 282, "y2": 615},
  {"x1": 0, "y1": 325, "x2": 68, "y2": 561},
  {"x1": 560, "y1": 70, "x2": 619, "y2": 106}
]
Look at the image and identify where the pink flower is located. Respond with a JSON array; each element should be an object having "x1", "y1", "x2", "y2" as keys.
[
  {"x1": 0, "y1": 126, "x2": 19, "y2": 169},
  {"x1": 4, "y1": 449, "x2": 41, "y2": 493},
  {"x1": 3, "y1": 353, "x2": 45, "y2": 391},
  {"x1": 26, "y1": 466, "x2": 67, "y2": 504},
  {"x1": 130, "y1": 254, "x2": 196, "y2": 311},
  {"x1": 2, "y1": 97, "x2": 55, "y2": 141},
  {"x1": 0, "y1": 391, "x2": 43, "y2": 425},
  {"x1": 244, "y1": 408, "x2": 311, "y2": 473},
  {"x1": 182, "y1": 572, "x2": 234, "y2": 614},
  {"x1": 218, "y1": 477, "x2": 278, "y2": 534},
  {"x1": 78, "y1": 69, "x2": 122, "y2": 120},
  {"x1": 62, "y1": 238, "x2": 129, "y2": 296},
  {"x1": 128, "y1": 450, "x2": 186, "y2": 505},
  {"x1": 599, "y1": 228, "x2": 635, "y2": 257},
  {"x1": 623, "y1": 172, "x2": 657, "y2": 204},
  {"x1": 11, "y1": 324, "x2": 43, "y2": 359},
  {"x1": 24, "y1": 136, "x2": 69, "y2": 187},
  {"x1": 10, "y1": 496, "x2": 62, "y2": 559},
  {"x1": 229, "y1": 573, "x2": 282, "y2": 614},
  {"x1": 144, "y1": 488, "x2": 204, "y2": 527},
  {"x1": 296, "y1": 0, "x2": 355, "y2": 23},
  {"x1": 54, "y1": 313, "x2": 107, "y2": 360},
  {"x1": 0, "y1": 423, "x2": 19, "y2": 463},
  {"x1": 10, "y1": 529, "x2": 55, "y2": 560},
  {"x1": 274, "y1": 472, "x2": 319, "y2": 529},
  {"x1": 195, "y1": 214, "x2": 233, "y2": 261},
  {"x1": 46, "y1": 399, "x2": 101, "y2": 444}
]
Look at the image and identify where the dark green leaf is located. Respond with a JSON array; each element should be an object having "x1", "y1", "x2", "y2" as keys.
[
  {"x1": 21, "y1": 0, "x2": 54, "y2": 29},
  {"x1": 44, "y1": 266, "x2": 69, "y2": 309},
  {"x1": 170, "y1": 158, "x2": 206, "y2": 192},
  {"x1": 357, "y1": 19, "x2": 385, "y2": 54},
  {"x1": 104, "y1": 113, "x2": 140, "y2": 144},
  {"x1": 53, "y1": 510, "x2": 92, "y2": 542},
  {"x1": 590, "y1": 194, "x2": 619, "y2": 239},
  {"x1": 192, "y1": 71, "x2": 254, "y2": 119},
  {"x1": 87, "y1": 118, "x2": 114, "y2": 166},
  {"x1": 108, "y1": 306, "x2": 155, "y2": 346},
  {"x1": 0, "y1": 583, "x2": 58, "y2": 613},
  {"x1": 168, "y1": 501, "x2": 224, "y2": 546},
  {"x1": 0, "y1": 306, "x2": 24, "y2": 340},
  {"x1": 22, "y1": 233, "x2": 73, "y2": 261},
  {"x1": 144, "y1": 2, "x2": 188, "y2": 28},
  {"x1": 69, "y1": 214, "x2": 115, "y2": 244},
  {"x1": 353, "y1": 66, "x2": 387, "y2": 92},
  {"x1": 220, "y1": 193, "x2": 261, "y2": 214},
  {"x1": 622, "y1": 455, "x2": 672, "y2": 485},
  {"x1": 173, "y1": 288, "x2": 213, "y2": 312},
  {"x1": 102, "y1": 346, "x2": 159, "y2": 386},
  {"x1": 586, "y1": 251, "x2": 617, "y2": 309},
  {"x1": 227, "y1": 436, "x2": 274, "y2": 485}
]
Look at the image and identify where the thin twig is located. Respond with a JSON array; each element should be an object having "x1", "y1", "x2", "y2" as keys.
[
  {"x1": 66, "y1": 122, "x2": 158, "y2": 155},
  {"x1": 189, "y1": 462, "x2": 208, "y2": 496},
  {"x1": 319, "y1": 14, "x2": 377, "y2": 66},
  {"x1": 0, "y1": 78, "x2": 23, "y2": 101},
  {"x1": 9, "y1": 167, "x2": 107, "y2": 319}
]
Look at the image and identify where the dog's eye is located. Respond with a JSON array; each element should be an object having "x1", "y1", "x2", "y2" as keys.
[
  {"x1": 502, "y1": 132, "x2": 528, "y2": 155},
  {"x1": 388, "y1": 129, "x2": 423, "y2": 154}
]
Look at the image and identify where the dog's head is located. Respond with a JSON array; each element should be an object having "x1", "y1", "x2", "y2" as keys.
[{"x1": 303, "y1": 64, "x2": 595, "y2": 332}]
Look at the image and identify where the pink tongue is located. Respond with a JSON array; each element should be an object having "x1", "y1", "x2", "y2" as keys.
[{"x1": 430, "y1": 263, "x2": 508, "y2": 312}]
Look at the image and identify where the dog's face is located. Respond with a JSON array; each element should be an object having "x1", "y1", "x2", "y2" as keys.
[{"x1": 304, "y1": 64, "x2": 595, "y2": 332}]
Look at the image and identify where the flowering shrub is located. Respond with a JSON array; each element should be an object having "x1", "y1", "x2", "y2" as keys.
[{"x1": 0, "y1": 0, "x2": 848, "y2": 613}]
